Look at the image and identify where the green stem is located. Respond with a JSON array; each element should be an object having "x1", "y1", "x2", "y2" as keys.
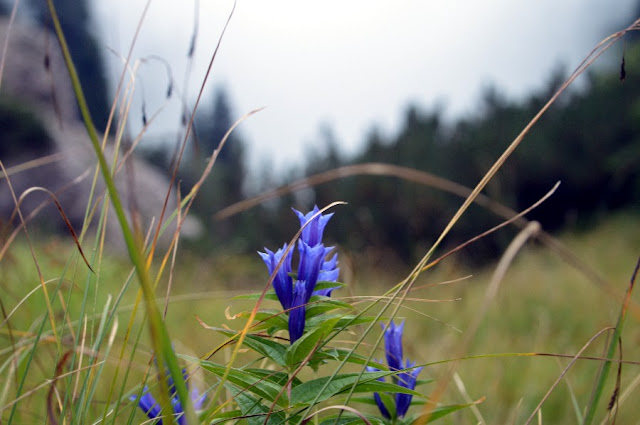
[
  {"x1": 44, "y1": 2, "x2": 194, "y2": 424},
  {"x1": 582, "y1": 259, "x2": 638, "y2": 425}
]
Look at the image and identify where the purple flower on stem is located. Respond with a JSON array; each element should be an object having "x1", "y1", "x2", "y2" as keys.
[
  {"x1": 258, "y1": 244, "x2": 293, "y2": 310},
  {"x1": 366, "y1": 361, "x2": 392, "y2": 419},
  {"x1": 368, "y1": 321, "x2": 423, "y2": 419},
  {"x1": 384, "y1": 321, "x2": 405, "y2": 374},
  {"x1": 294, "y1": 205, "x2": 333, "y2": 246},
  {"x1": 130, "y1": 369, "x2": 205, "y2": 425},
  {"x1": 395, "y1": 361, "x2": 423, "y2": 419},
  {"x1": 259, "y1": 206, "x2": 339, "y2": 344}
]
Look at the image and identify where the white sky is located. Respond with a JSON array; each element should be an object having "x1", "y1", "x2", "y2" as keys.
[{"x1": 93, "y1": 0, "x2": 636, "y2": 176}]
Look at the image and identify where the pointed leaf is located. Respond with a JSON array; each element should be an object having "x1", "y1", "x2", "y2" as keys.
[
  {"x1": 305, "y1": 297, "x2": 354, "y2": 318},
  {"x1": 408, "y1": 401, "x2": 482, "y2": 423},
  {"x1": 286, "y1": 317, "x2": 340, "y2": 368},
  {"x1": 205, "y1": 327, "x2": 288, "y2": 365},
  {"x1": 245, "y1": 368, "x2": 303, "y2": 388},
  {"x1": 290, "y1": 371, "x2": 421, "y2": 406},
  {"x1": 305, "y1": 314, "x2": 375, "y2": 330},
  {"x1": 195, "y1": 359, "x2": 289, "y2": 406},
  {"x1": 228, "y1": 383, "x2": 288, "y2": 425},
  {"x1": 233, "y1": 291, "x2": 279, "y2": 301}
]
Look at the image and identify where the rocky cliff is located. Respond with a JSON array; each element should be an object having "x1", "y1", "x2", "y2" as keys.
[{"x1": 0, "y1": 17, "x2": 191, "y2": 251}]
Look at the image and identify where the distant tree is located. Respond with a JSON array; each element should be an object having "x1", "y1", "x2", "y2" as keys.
[
  {"x1": 179, "y1": 86, "x2": 249, "y2": 248},
  {"x1": 193, "y1": 87, "x2": 246, "y2": 204},
  {"x1": 27, "y1": 0, "x2": 110, "y2": 131}
]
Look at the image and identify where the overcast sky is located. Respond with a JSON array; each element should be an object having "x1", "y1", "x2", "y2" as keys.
[{"x1": 93, "y1": 1, "x2": 636, "y2": 175}]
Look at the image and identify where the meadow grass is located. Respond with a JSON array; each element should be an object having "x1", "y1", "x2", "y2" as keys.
[
  {"x1": 1, "y1": 211, "x2": 638, "y2": 423},
  {"x1": 1, "y1": 3, "x2": 639, "y2": 424}
]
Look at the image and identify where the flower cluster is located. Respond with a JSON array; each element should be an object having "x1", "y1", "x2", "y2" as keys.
[
  {"x1": 259, "y1": 206, "x2": 339, "y2": 343},
  {"x1": 367, "y1": 321, "x2": 423, "y2": 419},
  {"x1": 130, "y1": 369, "x2": 205, "y2": 425}
]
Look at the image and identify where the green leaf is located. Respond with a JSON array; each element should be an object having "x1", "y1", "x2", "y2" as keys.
[
  {"x1": 408, "y1": 401, "x2": 481, "y2": 423},
  {"x1": 233, "y1": 291, "x2": 280, "y2": 302},
  {"x1": 305, "y1": 297, "x2": 354, "y2": 318},
  {"x1": 228, "y1": 383, "x2": 289, "y2": 425},
  {"x1": 290, "y1": 371, "x2": 421, "y2": 406},
  {"x1": 305, "y1": 314, "x2": 375, "y2": 330},
  {"x1": 243, "y1": 335, "x2": 288, "y2": 366},
  {"x1": 209, "y1": 409, "x2": 243, "y2": 424},
  {"x1": 204, "y1": 327, "x2": 288, "y2": 365},
  {"x1": 245, "y1": 368, "x2": 303, "y2": 388},
  {"x1": 195, "y1": 359, "x2": 289, "y2": 406},
  {"x1": 313, "y1": 280, "x2": 347, "y2": 291},
  {"x1": 238, "y1": 309, "x2": 289, "y2": 332},
  {"x1": 314, "y1": 348, "x2": 386, "y2": 368},
  {"x1": 318, "y1": 415, "x2": 386, "y2": 425},
  {"x1": 286, "y1": 317, "x2": 340, "y2": 368}
]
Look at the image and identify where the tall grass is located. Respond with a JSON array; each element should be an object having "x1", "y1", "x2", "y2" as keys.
[{"x1": 1, "y1": 2, "x2": 639, "y2": 424}]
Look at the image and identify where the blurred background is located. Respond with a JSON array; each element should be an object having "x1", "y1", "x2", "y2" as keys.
[
  {"x1": 0, "y1": 0, "x2": 638, "y2": 266},
  {"x1": 2, "y1": 3, "x2": 640, "y2": 423}
]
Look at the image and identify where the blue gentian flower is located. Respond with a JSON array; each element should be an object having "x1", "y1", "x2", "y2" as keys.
[
  {"x1": 367, "y1": 321, "x2": 423, "y2": 419},
  {"x1": 259, "y1": 206, "x2": 339, "y2": 344},
  {"x1": 293, "y1": 206, "x2": 333, "y2": 246},
  {"x1": 365, "y1": 360, "x2": 392, "y2": 420},
  {"x1": 258, "y1": 244, "x2": 293, "y2": 310},
  {"x1": 130, "y1": 369, "x2": 205, "y2": 425},
  {"x1": 395, "y1": 361, "x2": 422, "y2": 419},
  {"x1": 384, "y1": 321, "x2": 405, "y2": 374}
]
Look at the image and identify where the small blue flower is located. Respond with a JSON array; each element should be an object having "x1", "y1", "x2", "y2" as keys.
[
  {"x1": 289, "y1": 281, "x2": 309, "y2": 342},
  {"x1": 259, "y1": 206, "x2": 339, "y2": 344},
  {"x1": 258, "y1": 244, "x2": 293, "y2": 310},
  {"x1": 366, "y1": 362, "x2": 392, "y2": 419},
  {"x1": 369, "y1": 321, "x2": 423, "y2": 419},
  {"x1": 294, "y1": 205, "x2": 333, "y2": 246},
  {"x1": 384, "y1": 321, "x2": 405, "y2": 374},
  {"x1": 315, "y1": 251, "x2": 340, "y2": 297},
  {"x1": 130, "y1": 369, "x2": 205, "y2": 425},
  {"x1": 395, "y1": 360, "x2": 423, "y2": 419}
]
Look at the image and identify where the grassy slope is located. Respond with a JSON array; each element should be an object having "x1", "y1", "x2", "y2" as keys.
[
  {"x1": 362, "y1": 211, "x2": 640, "y2": 424},
  {"x1": 1, "y1": 211, "x2": 639, "y2": 423}
]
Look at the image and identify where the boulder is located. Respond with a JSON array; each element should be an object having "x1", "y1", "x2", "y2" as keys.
[{"x1": 0, "y1": 17, "x2": 195, "y2": 252}]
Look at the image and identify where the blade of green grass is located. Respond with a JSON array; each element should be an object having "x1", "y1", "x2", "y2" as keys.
[
  {"x1": 582, "y1": 257, "x2": 639, "y2": 425},
  {"x1": 44, "y1": 1, "x2": 193, "y2": 423}
]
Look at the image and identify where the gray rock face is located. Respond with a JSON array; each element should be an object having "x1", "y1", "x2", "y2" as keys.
[
  {"x1": 0, "y1": 17, "x2": 79, "y2": 124},
  {"x1": 0, "y1": 17, "x2": 193, "y2": 251}
]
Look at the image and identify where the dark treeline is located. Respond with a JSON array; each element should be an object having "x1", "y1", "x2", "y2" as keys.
[
  {"x1": 173, "y1": 40, "x2": 640, "y2": 265},
  {"x1": 3, "y1": 1, "x2": 637, "y2": 263},
  {"x1": 305, "y1": 52, "x2": 640, "y2": 263},
  {"x1": 304, "y1": 54, "x2": 640, "y2": 264}
]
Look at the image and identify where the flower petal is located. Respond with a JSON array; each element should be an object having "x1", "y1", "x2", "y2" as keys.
[
  {"x1": 289, "y1": 281, "x2": 309, "y2": 343},
  {"x1": 383, "y1": 321, "x2": 405, "y2": 373},
  {"x1": 365, "y1": 364, "x2": 391, "y2": 419},
  {"x1": 297, "y1": 241, "x2": 326, "y2": 296},
  {"x1": 258, "y1": 244, "x2": 293, "y2": 310},
  {"x1": 293, "y1": 206, "x2": 333, "y2": 247},
  {"x1": 395, "y1": 361, "x2": 423, "y2": 417},
  {"x1": 130, "y1": 387, "x2": 162, "y2": 421}
]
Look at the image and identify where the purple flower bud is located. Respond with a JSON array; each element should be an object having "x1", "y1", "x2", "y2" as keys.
[
  {"x1": 369, "y1": 321, "x2": 423, "y2": 419},
  {"x1": 289, "y1": 281, "x2": 310, "y2": 343},
  {"x1": 366, "y1": 363, "x2": 392, "y2": 419},
  {"x1": 293, "y1": 205, "x2": 333, "y2": 247},
  {"x1": 260, "y1": 207, "x2": 340, "y2": 344},
  {"x1": 297, "y1": 241, "x2": 326, "y2": 296},
  {"x1": 395, "y1": 360, "x2": 423, "y2": 418},
  {"x1": 130, "y1": 369, "x2": 205, "y2": 425},
  {"x1": 383, "y1": 321, "x2": 405, "y2": 374},
  {"x1": 258, "y1": 244, "x2": 293, "y2": 310}
]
